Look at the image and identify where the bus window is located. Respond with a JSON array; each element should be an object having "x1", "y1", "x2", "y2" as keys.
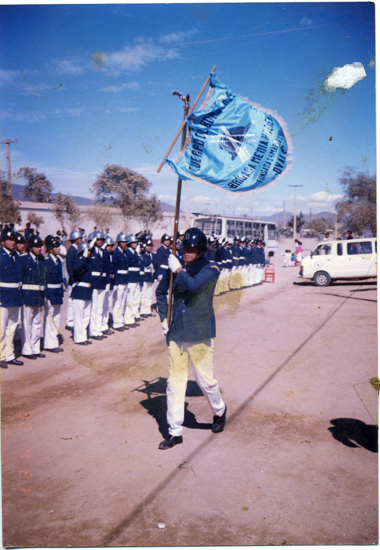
[
  {"x1": 236, "y1": 221, "x2": 244, "y2": 235},
  {"x1": 244, "y1": 222, "x2": 252, "y2": 236},
  {"x1": 227, "y1": 220, "x2": 235, "y2": 237}
]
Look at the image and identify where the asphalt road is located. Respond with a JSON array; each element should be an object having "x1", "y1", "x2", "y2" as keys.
[{"x1": 1, "y1": 241, "x2": 378, "y2": 547}]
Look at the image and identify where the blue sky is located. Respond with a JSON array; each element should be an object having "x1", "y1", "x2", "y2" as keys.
[{"x1": 0, "y1": 2, "x2": 375, "y2": 219}]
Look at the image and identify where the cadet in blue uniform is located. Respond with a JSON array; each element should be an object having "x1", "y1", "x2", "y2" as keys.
[
  {"x1": 139, "y1": 238, "x2": 157, "y2": 317},
  {"x1": 88, "y1": 231, "x2": 110, "y2": 340},
  {"x1": 156, "y1": 227, "x2": 227, "y2": 450},
  {"x1": 44, "y1": 235, "x2": 65, "y2": 353},
  {"x1": 112, "y1": 232, "x2": 129, "y2": 331},
  {"x1": 72, "y1": 242, "x2": 93, "y2": 345},
  {"x1": 156, "y1": 234, "x2": 171, "y2": 282},
  {"x1": 19, "y1": 234, "x2": 47, "y2": 359},
  {"x1": 102, "y1": 235, "x2": 115, "y2": 335},
  {"x1": 124, "y1": 234, "x2": 142, "y2": 326},
  {"x1": 0, "y1": 227, "x2": 24, "y2": 368},
  {"x1": 65, "y1": 229, "x2": 83, "y2": 331}
]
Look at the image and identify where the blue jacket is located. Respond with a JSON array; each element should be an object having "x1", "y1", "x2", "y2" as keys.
[
  {"x1": 108, "y1": 251, "x2": 116, "y2": 289},
  {"x1": 19, "y1": 252, "x2": 47, "y2": 307},
  {"x1": 45, "y1": 254, "x2": 64, "y2": 305},
  {"x1": 140, "y1": 250, "x2": 157, "y2": 283},
  {"x1": 156, "y1": 244, "x2": 171, "y2": 279},
  {"x1": 156, "y1": 256, "x2": 220, "y2": 343},
  {"x1": 89, "y1": 247, "x2": 109, "y2": 290},
  {"x1": 66, "y1": 244, "x2": 79, "y2": 286},
  {"x1": 71, "y1": 256, "x2": 93, "y2": 301},
  {"x1": 126, "y1": 248, "x2": 142, "y2": 284},
  {"x1": 231, "y1": 244, "x2": 240, "y2": 267},
  {"x1": 113, "y1": 246, "x2": 129, "y2": 286},
  {"x1": 0, "y1": 247, "x2": 23, "y2": 308}
]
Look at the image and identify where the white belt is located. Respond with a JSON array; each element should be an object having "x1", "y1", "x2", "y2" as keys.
[
  {"x1": 117, "y1": 270, "x2": 128, "y2": 274},
  {"x1": 78, "y1": 282, "x2": 91, "y2": 288},
  {"x1": 129, "y1": 267, "x2": 140, "y2": 271},
  {"x1": 47, "y1": 283, "x2": 63, "y2": 289},
  {"x1": 91, "y1": 272, "x2": 107, "y2": 277},
  {"x1": 22, "y1": 284, "x2": 45, "y2": 291},
  {"x1": 0, "y1": 282, "x2": 22, "y2": 289},
  {"x1": 160, "y1": 264, "x2": 169, "y2": 269}
]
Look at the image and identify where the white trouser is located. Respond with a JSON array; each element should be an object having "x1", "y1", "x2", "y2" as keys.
[
  {"x1": 140, "y1": 281, "x2": 154, "y2": 315},
  {"x1": 230, "y1": 265, "x2": 243, "y2": 290},
  {"x1": 248, "y1": 264, "x2": 255, "y2": 286},
  {"x1": 0, "y1": 306, "x2": 20, "y2": 362},
  {"x1": 89, "y1": 288, "x2": 107, "y2": 337},
  {"x1": 44, "y1": 301, "x2": 61, "y2": 349},
  {"x1": 73, "y1": 299, "x2": 92, "y2": 343},
  {"x1": 256, "y1": 265, "x2": 264, "y2": 284},
  {"x1": 101, "y1": 288, "x2": 110, "y2": 332},
  {"x1": 113, "y1": 284, "x2": 128, "y2": 328},
  {"x1": 66, "y1": 286, "x2": 74, "y2": 327},
  {"x1": 21, "y1": 305, "x2": 44, "y2": 356},
  {"x1": 167, "y1": 339, "x2": 225, "y2": 437},
  {"x1": 124, "y1": 282, "x2": 141, "y2": 324}
]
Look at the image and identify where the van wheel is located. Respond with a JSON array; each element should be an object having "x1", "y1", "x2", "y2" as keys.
[{"x1": 314, "y1": 271, "x2": 331, "y2": 287}]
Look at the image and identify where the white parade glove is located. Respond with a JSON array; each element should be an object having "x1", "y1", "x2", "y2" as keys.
[
  {"x1": 105, "y1": 283, "x2": 110, "y2": 291},
  {"x1": 90, "y1": 237, "x2": 97, "y2": 248},
  {"x1": 168, "y1": 254, "x2": 181, "y2": 273},
  {"x1": 161, "y1": 319, "x2": 169, "y2": 336}
]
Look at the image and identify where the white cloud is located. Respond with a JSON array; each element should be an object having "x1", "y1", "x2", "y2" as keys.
[
  {"x1": 324, "y1": 62, "x2": 367, "y2": 93},
  {"x1": 159, "y1": 29, "x2": 199, "y2": 44},
  {"x1": 0, "y1": 109, "x2": 46, "y2": 122},
  {"x1": 119, "y1": 107, "x2": 139, "y2": 112},
  {"x1": 100, "y1": 82, "x2": 139, "y2": 93},
  {"x1": 300, "y1": 16, "x2": 312, "y2": 26},
  {"x1": 55, "y1": 58, "x2": 86, "y2": 75},
  {"x1": 53, "y1": 107, "x2": 86, "y2": 117},
  {"x1": 96, "y1": 39, "x2": 179, "y2": 74}
]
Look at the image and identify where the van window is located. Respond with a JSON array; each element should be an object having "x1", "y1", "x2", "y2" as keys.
[
  {"x1": 348, "y1": 243, "x2": 360, "y2": 255},
  {"x1": 359, "y1": 241, "x2": 373, "y2": 254},
  {"x1": 337, "y1": 243, "x2": 343, "y2": 256},
  {"x1": 313, "y1": 244, "x2": 331, "y2": 255}
]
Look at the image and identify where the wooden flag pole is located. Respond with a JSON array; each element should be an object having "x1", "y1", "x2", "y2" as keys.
[
  {"x1": 167, "y1": 93, "x2": 190, "y2": 325},
  {"x1": 157, "y1": 66, "x2": 216, "y2": 174}
]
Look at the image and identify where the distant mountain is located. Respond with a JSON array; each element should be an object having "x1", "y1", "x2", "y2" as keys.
[{"x1": 11, "y1": 183, "x2": 176, "y2": 212}]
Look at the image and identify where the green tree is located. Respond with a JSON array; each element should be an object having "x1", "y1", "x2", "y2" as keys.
[
  {"x1": 91, "y1": 164, "x2": 158, "y2": 228},
  {"x1": 335, "y1": 169, "x2": 376, "y2": 236},
  {"x1": 136, "y1": 194, "x2": 163, "y2": 231},
  {"x1": 304, "y1": 217, "x2": 330, "y2": 237},
  {"x1": 52, "y1": 192, "x2": 82, "y2": 231},
  {"x1": 17, "y1": 167, "x2": 54, "y2": 203},
  {"x1": 287, "y1": 212, "x2": 305, "y2": 234},
  {"x1": 27, "y1": 212, "x2": 44, "y2": 231},
  {"x1": 0, "y1": 171, "x2": 21, "y2": 224}
]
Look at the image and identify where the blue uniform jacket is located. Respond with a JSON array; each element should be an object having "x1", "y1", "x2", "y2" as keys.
[
  {"x1": 126, "y1": 248, "x2": 142, "y2": 284},
  {"x1": 46, "y1": 255, "x2": 64, "y2": 305},
  {"x1": 66, "y1": 244, "x2": 79, "y2": 286},
  {"x1": 156, "y1": 245, "x2": 171, "y2": 279},
  {"x1": 89, "y1": 247, "x2": 110, "y2": 290},
  {"x1": 0, "y1": 247, "x2": 23, "y2": 308},
  {"x1": 231, "y1": 244, "x2": 240, "y2": 267},
  {"x1": 19, "y1": 252, "x2": 47, "y2": 307},
  {"x1": 113, "y1": 246, "x2": 129, "y2": 286},
  {"x1": 71, "y1": 257, "x2": 93, "y2": 301},
  {"x1": 156, "y1": 256, "x2": 220, "y2": 343},
  {"x1": 108, "y1": 251, "x2": 116, "y2": 289},
  {"x1": 140, "y1": 250, "x2": 157, "y2": 283}
]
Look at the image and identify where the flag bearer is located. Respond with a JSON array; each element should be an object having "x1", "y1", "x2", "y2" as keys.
[
  {"x1": 43, "y1": 235, "x2": 64, "y2": 353},
  {"x1": 156, "y1": 227, "x2": 227, "y2": 450},
  {"x1": 112, "y1": 232, "x2": 129, "y2": 332},
  {"x1": 19, "y1": 234, "x2": 47, "y2": 360},
  {"x1": 88, "y1": 230, "x2": 109, "y2": 340},
  {"x1": 139, "y1": 238, "x2": 157, "y2": 317},
  {"x1": 124, "y1": 234, "x2": 142, "y2": 327},
  {"x1": 65, "y1": 229, "x2": 83, "y2": 332},
  {"x1": 71, "y1": 242, "x2": 93, "y2": 345},
  {"x1": 0, "y1": 227, "x2": 24, "y2": 368}
]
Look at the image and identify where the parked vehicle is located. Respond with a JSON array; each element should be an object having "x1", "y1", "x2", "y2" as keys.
[{"x1": 300, "y1": 238, "x2": 377, "y2": 286}]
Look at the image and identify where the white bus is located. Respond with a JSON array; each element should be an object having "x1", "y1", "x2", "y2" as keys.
[{"x1": 192, "y1": 214, "x2": 279, "y2": 249}]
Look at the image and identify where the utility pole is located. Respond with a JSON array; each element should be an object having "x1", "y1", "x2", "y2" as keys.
[
  {"x1": 288, "y1": 185, "x2": 303, "y2": 239},
  {"x1": 0, "y1": 138, "x2": 18, "y2": 194}
]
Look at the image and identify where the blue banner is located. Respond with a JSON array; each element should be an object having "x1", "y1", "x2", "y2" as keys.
[{"x1": 165, "y1": 74, "x2": 291, "y2": 193}]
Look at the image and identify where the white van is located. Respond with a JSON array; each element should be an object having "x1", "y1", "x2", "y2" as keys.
[{"x1": 300, "y1": 238, "x2": 377, "y2": 286}]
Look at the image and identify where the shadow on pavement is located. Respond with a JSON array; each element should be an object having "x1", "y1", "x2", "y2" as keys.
[
  {"x1": 328, "y1": 418, "x2": 378, "y2": 452},
  {"x1": 134, "y1": 377, "x2": 210, "y2": 436}
]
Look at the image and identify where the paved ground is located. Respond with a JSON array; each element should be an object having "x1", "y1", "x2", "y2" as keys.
[{"x1": 1, "y1": 238, "x2": 378, "y2": 547}]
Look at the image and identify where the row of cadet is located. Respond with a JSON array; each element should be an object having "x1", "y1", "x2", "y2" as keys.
[{"x1": 0, "y1": 226, "x2": 267, "y2": 368}]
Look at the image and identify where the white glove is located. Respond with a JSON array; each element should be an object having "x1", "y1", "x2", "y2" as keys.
[
  {"x1": 161, "y1": 319, "x2": 169, "y2": 336},
  {"x1": 90, "y1": 237, "x2": 97, "y2": 248},
  {"x1": 105, "y1": 283, "x2": 110, "y2": 291},
  {"x1": 168, "y1": 254, "x2": 181, "y2": 273}
]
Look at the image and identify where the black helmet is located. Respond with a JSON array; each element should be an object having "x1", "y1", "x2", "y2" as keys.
[
  {"x1": 15, "y1": 232, "x2": 26, "y2": 244},
  {"x1": 145, "y1": 238, "x2": 153, "y2": 247},
  {"x1": 45, "y1": 235, "x2": 61, "y2": 250},
  {"x1": 28, "y1": 234, "x2": 44, "y2": 248},
  {"x1": 1, "y1": 226, "x2": 16, "y2": 241},
  {"x1": 161, "y1": 233, "x2": 171, "y2": 243},
  {"x1": 182, "y1": 228, "x2": 207, "y2": 250}
]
